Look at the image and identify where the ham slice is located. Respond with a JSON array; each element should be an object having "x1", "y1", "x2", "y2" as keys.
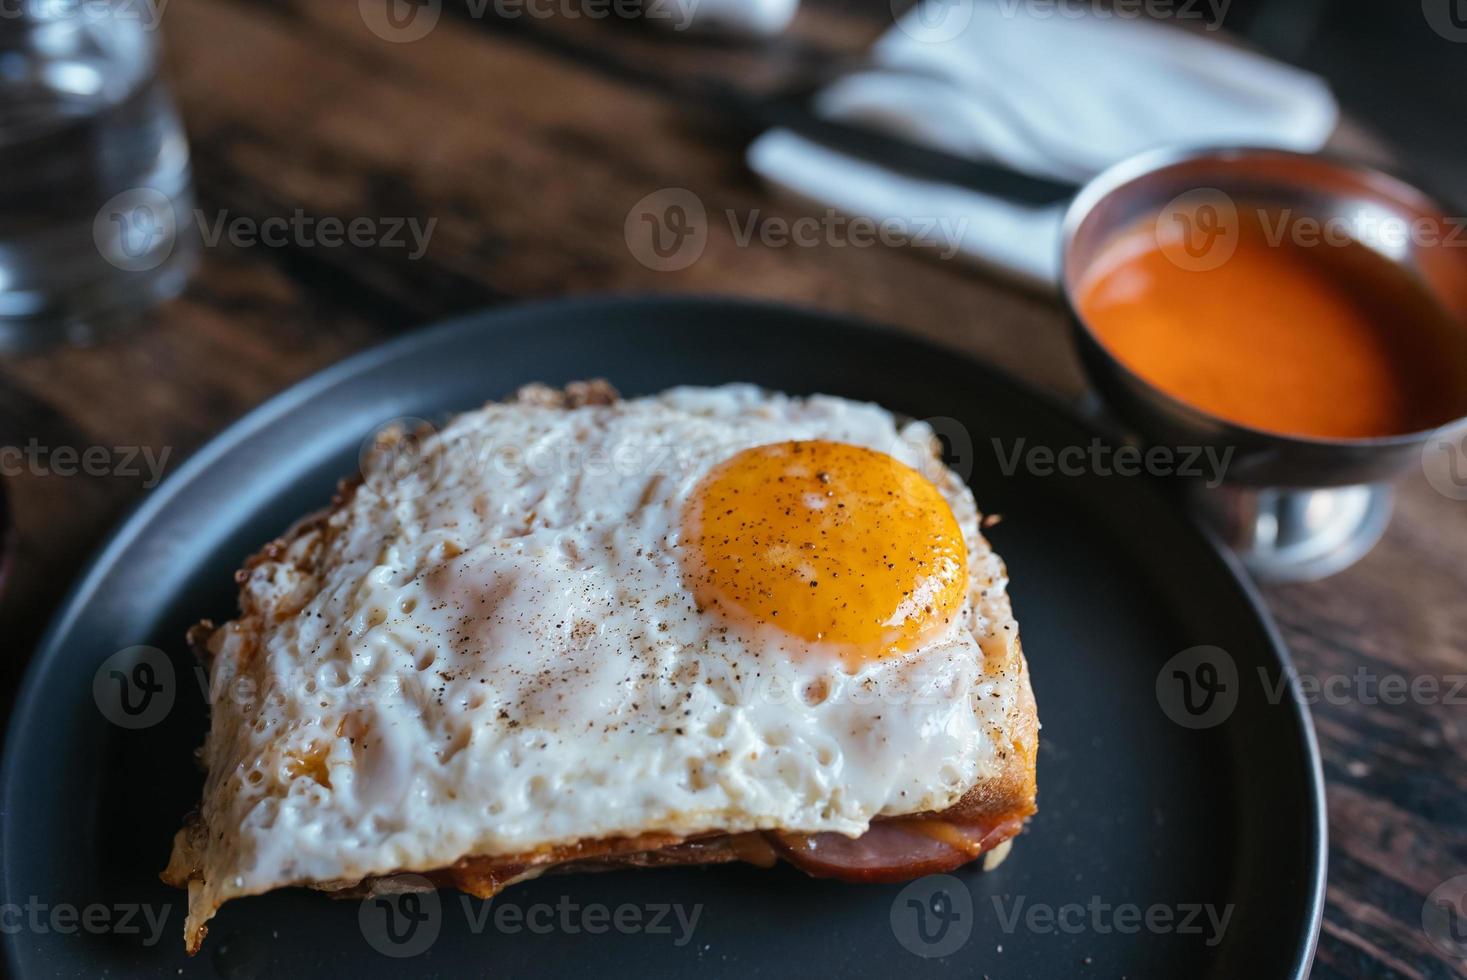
[
  {"x1": 438, "y1": 812, "x2": 1026, "y2": 899},
  {"x1": 770, "y1": 816, "x2": 1024, "y2": 881}
]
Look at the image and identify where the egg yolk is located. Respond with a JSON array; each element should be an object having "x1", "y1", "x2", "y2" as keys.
[{"x1": 681, "y1": 440, "x2": 969, "y2": 666}]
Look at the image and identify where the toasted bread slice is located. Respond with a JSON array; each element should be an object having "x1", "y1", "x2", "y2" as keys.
[{"x1": 164, "y1": 382, "x2": 1038, "y2": 952}]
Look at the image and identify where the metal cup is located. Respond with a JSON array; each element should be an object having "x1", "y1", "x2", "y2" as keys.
[{"x1": 1060, "y1": 146, "x2": 1467, "y2": 582}]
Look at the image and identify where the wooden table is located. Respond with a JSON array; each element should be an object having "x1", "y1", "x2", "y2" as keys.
[{"x1": 2, "y1": 2, "x2": 1464, "y2": 976}]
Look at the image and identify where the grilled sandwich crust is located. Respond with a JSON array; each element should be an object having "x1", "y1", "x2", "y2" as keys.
[{"x1": 163, "y1": 380, "x2": 1038, "y2": 953}]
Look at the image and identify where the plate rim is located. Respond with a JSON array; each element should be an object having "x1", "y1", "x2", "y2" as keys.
[{"x1": 0, "y1": 292, "x2": 1327, "y2": 978}]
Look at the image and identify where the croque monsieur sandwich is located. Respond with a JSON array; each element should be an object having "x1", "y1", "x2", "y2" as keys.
[{"x1": 164, "y1": 382, "x2": 1039, "y2": 952}]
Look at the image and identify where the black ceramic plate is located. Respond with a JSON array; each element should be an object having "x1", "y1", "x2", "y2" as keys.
[{"x1": 1, "y1": 296, "x2": 1325, "y2": 979}]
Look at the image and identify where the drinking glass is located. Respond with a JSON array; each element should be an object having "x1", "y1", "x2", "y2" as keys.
[{"x1": 0, "y1": 0, "x2": 196, "y2": 351}]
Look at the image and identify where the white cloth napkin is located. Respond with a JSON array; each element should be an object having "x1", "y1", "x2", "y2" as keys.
[{"x1": 747, "y1": 1, "x2": 1339, "y2": 288}]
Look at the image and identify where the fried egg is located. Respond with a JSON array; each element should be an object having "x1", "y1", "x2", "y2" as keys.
[{"x1": 167, "y1": 383, "x2": 1030, "y2": 948}]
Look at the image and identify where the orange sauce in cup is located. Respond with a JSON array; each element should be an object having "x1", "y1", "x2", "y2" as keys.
[{"x1": 1075, "y1": 206, "x2": 1467, "y2": 440}]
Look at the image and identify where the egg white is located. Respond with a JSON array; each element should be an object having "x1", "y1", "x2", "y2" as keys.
[{"x1": 184, "y1": 385, "x2": 1024, "y2": 923}]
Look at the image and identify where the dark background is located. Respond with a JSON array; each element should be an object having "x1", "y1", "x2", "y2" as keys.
[{"x1": 1219, "y1": 0, "x2": 1467, "y2": 205}]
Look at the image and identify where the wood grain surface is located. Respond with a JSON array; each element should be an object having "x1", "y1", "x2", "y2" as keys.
[{"x1": 1, "y1": 1, "x2": 1464, "y2": 976}]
